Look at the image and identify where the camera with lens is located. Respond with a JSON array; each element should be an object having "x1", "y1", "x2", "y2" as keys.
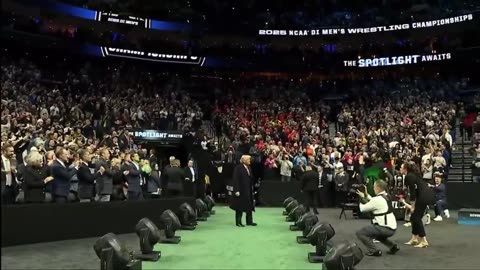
[{"x1": 349, "y1": 183, "x2": 365, "y2": 194}]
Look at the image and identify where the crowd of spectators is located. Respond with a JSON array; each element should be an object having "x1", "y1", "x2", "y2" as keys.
[
  {"x1": 0, "y1": 55, "x2": 207, "y2": 204},
  {"x1": 212, "y1": 76, "x2": 477, "y2": 209},
  {"x1": 1, "y1": 52, "x2": 478, "y2": 209}
]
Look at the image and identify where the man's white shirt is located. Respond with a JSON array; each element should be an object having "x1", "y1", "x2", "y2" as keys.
[{"x1": 359, "y1": 191, "x2": 397, "y2": 230}]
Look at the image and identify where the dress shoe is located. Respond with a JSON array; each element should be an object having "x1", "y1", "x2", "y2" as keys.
[
  {"x1": 387, "y1": 245, "x2": 400, "y2": 255},
  {"x1": 404, "y1": 239, "x2": 419, "y2": 245},
  {"x1": 365, "y1": 250, "x2": 382, "y2": 257},
  {"x1": 236, "y1": 223, "x2": 245, "y2": 227},
  {"x1": 246, "y1": 222, "x2": 257, "y2": 226},
  {"x1": 414, "y1": 241, "x2": 429, "y2": 248}
]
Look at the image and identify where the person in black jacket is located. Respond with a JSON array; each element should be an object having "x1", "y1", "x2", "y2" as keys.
[
  {"x1": 400, "y1": 162, "x2": 435, "y2": 248},
  {"x1": 110, "y1": 158, "x2": 125, "y2": 201},
  {"x1": 230, "y1": 155, "x2": 256, "y2": 227},
  {"x1": 23, "y1": 151, "x2": 54, "y2": 203},
  {"x1": 77, "y1": 149, "x2": 103, "y2": 202},
  {"x1": 183, "y1": 160, "x2": 196, "y2": 197},
  {"x1": 95, "y1": 148, "x2": 113, "y2": 202},
  {"x1": 300, "y1": 166, "x2": 320, "y2": 214},
  {"x1": 163, "y1": 159, "x2": 185, "y2": 197},
  {"x1": 429, "y1": 173, "x2": 449, "y2": 221},
  {"x1": 121, "y1": 151, "x2": 143, "y2": 201}
]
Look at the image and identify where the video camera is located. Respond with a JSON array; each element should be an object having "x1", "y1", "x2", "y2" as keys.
[{"x1": 349, "y1": 183, "x2": 366, "y2": 194}]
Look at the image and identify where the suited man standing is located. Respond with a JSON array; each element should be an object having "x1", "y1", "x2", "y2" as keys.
[
  {"x1": 1, "y1": 143, "x2": 17, "y2": 204},
  {"x1": 95, "y1": 148, "x2": 113, "y2": 202},
  {"x1": 51, "y1": 147, "x2": 79, "y2": 203},
  {"x1": 163, "y1": 159, "x2": 185, "y2": 197},
  {"x1": 230, "y1": 155, "x2": 257, "y2": 227},
  {"x1": 77, "y1": 149, "x2": 103, "y2": 202},
  {"x1": 300, "y1": 166, "x2": 320, "y2": 214},
  {"x1": 121, "y1": 151, "x2": 143, "y2": 201},
  {"x1": 183, "y1": 160, "x2": 196, "y2": 197}
]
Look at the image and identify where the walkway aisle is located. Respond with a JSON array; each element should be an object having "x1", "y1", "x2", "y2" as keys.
[{"x1": 145, "y1": 206, "x2": 319, "y2": 269}]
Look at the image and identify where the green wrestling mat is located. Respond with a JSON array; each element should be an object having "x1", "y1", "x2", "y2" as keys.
[{"x1": 144, "y1": 206, "x2": 321, "y2": 269}]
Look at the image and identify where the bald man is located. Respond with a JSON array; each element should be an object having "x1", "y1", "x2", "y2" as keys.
[{"x1": 229, "y1": 155, "x2": 257, "y2": 227}]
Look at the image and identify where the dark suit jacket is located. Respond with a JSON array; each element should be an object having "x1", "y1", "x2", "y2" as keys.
[
  {"x1": 121, "y1": 162, "x2": 142, "y2": 193},
  {"x1": 23, "y1": 166, "x2": 47, "y2": 203},
  {"x1": 147, "y1": 171, "x2": 161, "y2": 193},
  {"x1": 300, "y1": 170, "x2": 319, "y2": 191},
  {"x1": 163, "y1": 167, "x2": 185, "y2": 192},
  {"x1": 95, "y1": 158, "x2": 113, "y2": 195},
  {"x1": 51, "y1": 160, "x2": 76, "y2": 197},
  {"x1": 77, "y1": 163, "x2": 99, "y2": 199},
  {"x1": 229, "y1": 164, "x2": 254, "y2": 212},
  {"x1": 292, "y1": 165, "x2": 306, "y2": 180}
]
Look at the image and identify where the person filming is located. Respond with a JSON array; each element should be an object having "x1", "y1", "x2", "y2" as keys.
[{"x1": 355, "y1": 180, "x2": 400, "y2": 257}]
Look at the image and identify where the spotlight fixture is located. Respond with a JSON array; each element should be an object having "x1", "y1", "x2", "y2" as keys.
[
  {"x1": 283, "y1": 197, "x2": 295, "y2": 215},
  {"x1": 284, "y1": 200, "x2": 299, "y2": 220},
  {"x1": 159, "y1": 210, "x2": 182, "y2": 244},
  {"x1": 178, "y1": 202, "x2": 197, "y2": 230},
  {"x1": 286, "y1": 204, "x2": 305, "y2": 223},
  {"x1": 323, "y1": 241, "x2": 363, "y2": 270},
  {"x1": 296, "y1": 213, "x2": 319, "y2": 244},
  {"x1": 291, "y1": 212, "x2": 315, "y2": 232},
  {"x1": 195, "y1": 198, "x2": 209, "y2": 221},
  {"x1": 307, "y1": 222, "x2": 335, "y2": 263},
  {"x1": 93, "y1": 233, "x2": 141, "y2": 270},
  {"x1": 203, "y1": 195, "x2": 216, "y2": 215},
  {"x1": 133, "y1": 218, "x2": 162, "y2": 261}
]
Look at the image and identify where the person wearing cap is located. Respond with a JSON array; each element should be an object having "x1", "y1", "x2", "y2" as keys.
[{"x1": 428, "y1": 173, "x2": 449, "y2": 221}]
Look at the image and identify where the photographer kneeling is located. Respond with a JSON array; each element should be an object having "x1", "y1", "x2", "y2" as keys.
[{"x1": 355, "y1": 180, "x2": 400, "y2": 257}]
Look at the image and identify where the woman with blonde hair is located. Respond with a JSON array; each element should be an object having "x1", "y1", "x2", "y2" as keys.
[{"x1": 23, "y1": 151, "x2": 54, "y2": 203}]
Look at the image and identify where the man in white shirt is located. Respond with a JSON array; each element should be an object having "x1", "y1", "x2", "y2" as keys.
[{"x1": 355, "y1": 180, "x2": 399, "y2": 257}]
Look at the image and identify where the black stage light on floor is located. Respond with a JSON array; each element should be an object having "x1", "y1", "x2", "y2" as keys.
[
  {"x1": 284, "y1": 200, "x2": 298, "y2": 217},
  {"x1": 195, "y1": 198, "x2": 209, "y2": 221},
  {"x1": 133, "y1": 218, "x2": 162, "y2": 261},
  {"x1": 307, "y1": 222, "x2": 335, "y2": 263},
  {"x1": 291, "y1": 212, "x2": 315, "y2": 231},
  {"x1": 93, "y1": 233, "x2": 142, "y2": 270},
  {"x1": 159, "y1": 210, "x2": 182, "y2": 244},
  {"x1": 287, "y1": 204, "x2": 305, "y2": 223},
  {"x1": 323, "y1": 241, "x2": 363, "y2": 270},
  {"x1": 296, "y1": 213, "x2": 319, "y2": 244},
  {"x1": 178, "y1": 202, "x2": 197, "y2": 230},
  {"x1": 203, "y1": 195, "x2": 216, "y2": 215},
  {"x1": 283, "y1": 197, "x2": 295, "y2": 215}
]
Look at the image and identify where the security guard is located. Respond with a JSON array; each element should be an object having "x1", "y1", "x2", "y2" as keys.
[{"x1": 355, "y1": 180, "x2": 400, "y2": 256}]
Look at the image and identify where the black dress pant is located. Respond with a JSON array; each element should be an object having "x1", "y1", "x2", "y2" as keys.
[
  {"x1": 304, "y1": 190, "x2": 319, "y2": 213},
  {"x1": 411, "y1": 201, "x2": 427, "y2": 237},
  {"x1": 54, "y1": 195, "x2": 68, "y2": 203},
  {"x1": 235, "y1": 211, "x2": 253, "y2": 225}
]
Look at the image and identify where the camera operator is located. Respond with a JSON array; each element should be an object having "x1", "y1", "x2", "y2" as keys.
[{"x1": 355, "y1": 180, "x2": 399, "y2": 257}]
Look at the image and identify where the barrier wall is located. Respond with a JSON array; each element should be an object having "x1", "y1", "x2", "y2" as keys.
[
  {"x1": 1, "y1": 197, "x2": 195, "y2": 247},
  {"x1": 446, "y1": 182, "x2": 480, "y2": 210}
]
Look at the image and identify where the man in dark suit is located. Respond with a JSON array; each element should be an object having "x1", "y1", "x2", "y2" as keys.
[
  {"x1": 121, "y1": 151, "x2": 143, "y2": 201},
  {"x1": 51, "y1": 147, "x2": 79, "y2": 203},
  {"x1": 183, "y1": 159, "x2": 196, "y2": 197},
  {"x1": 317, "y1": 165, "x2": 331, "y2": 208},
  {"x1": 77, "y1": 149, "x2": 103, "y2": 202},
  {"x1": 230, "y1": 155, "x2": 257, "y2": 227},
  {"x1": 1, "y1": 143, "x2": 17, "y2": 204},
  {"x1": 95, "y1": 148, "x2": 113, "y2": 202},
  {"x1": 163, "y1": 159, "x2": 185, "y2": 197},
  {"x1": 300, "y1": 166, "x2": 320, "y2": 214}
]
